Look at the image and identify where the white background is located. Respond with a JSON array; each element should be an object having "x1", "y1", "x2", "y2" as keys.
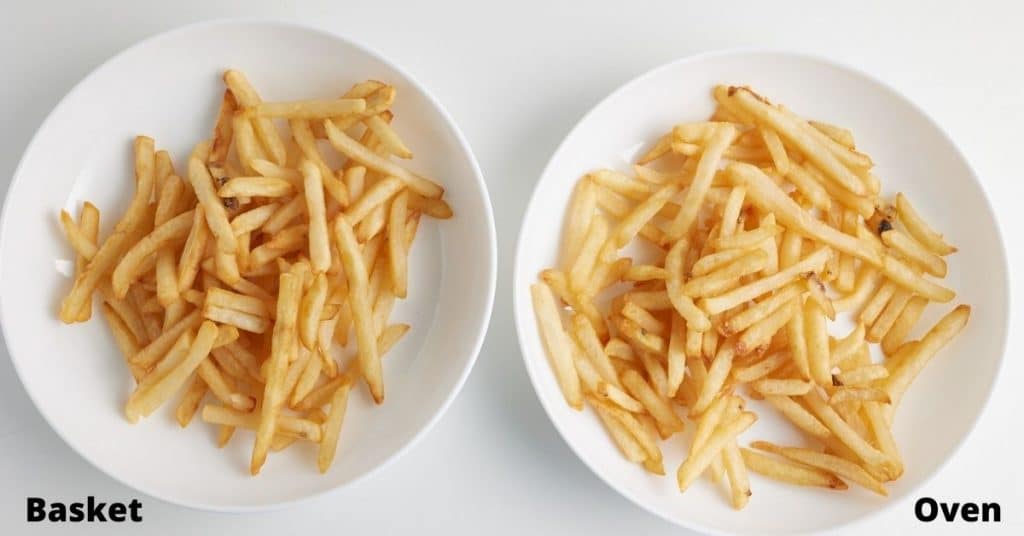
[{"x1": 0, "y1": 1, "x2": 1020, "y2": 534}]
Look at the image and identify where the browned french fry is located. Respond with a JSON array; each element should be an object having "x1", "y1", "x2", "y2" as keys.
[
  {"x1": 334, "y1": 216, "x2": 384, "y2": 404},
  {"x1": 741, "y1": 448, "x2": 847, "y2": 489}
]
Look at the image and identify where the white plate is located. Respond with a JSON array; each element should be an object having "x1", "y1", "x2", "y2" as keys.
[
  {"x1": 513, "y1": 50, "x2": 1008, "y2": 535},
  {"x1": 0, "y1": 20, "x2": 495, "y2": 511}
]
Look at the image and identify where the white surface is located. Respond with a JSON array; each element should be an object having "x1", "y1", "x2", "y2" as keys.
[
  {"x1": 0, "y1": 1, "x2": 1020, "y2": 534},
  {"x1": 0, "y1": 19, "x2": 495, "y2": 510},
  {"x1": 513, "y1": 50, "x2": 1007, "y2": 535}
]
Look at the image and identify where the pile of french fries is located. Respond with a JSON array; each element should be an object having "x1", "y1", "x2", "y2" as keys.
[
  {"x1": 58, "y1": 70, "x2": 452, "y2": 475},
  {"x1": 532, "y1": 85, "x2": 970, "y2": 508}
]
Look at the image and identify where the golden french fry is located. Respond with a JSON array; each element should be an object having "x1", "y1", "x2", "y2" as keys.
[
  {"x1": 531, "y1": 281, "x2": 584, "y2": 409},
  {"x1": 251, "y1": 272, "x2": 302, "y2": 475},
  {"x1": 802, "y1": 391, "x2": 894, "y2": 475},
  {"x1": 256, "y1": 98, "x2": 365, "y2": 119},
  {"x1": 218, "y1": 177, "x2": 293, "y2": 198},
  {"x1": 804, "y1": 299, "x2": 832, "y2": 386},
  {"x1": 763, "y1": 394, "x2": 831, "y2": 438},
  {"x1": 741, "y1": 448, "x2": 847, "y2": 489},
  {"x1": 701, "y1": 247, "x2": 831, "y2": 315},
  {"x1": 570, "y1": 216, "x2": 608, "y2": 294},
  {"x1": 834, "y1": 364, "x2": 889, "y2": 386},
  {"x1": 881, "y1": 296, "x2": 927, "y2": 356},
  {"x1": 562, "y1": 178, "x2": 597, "y2": 268},
  {"x1": 622, "y1": 369, "x2": 684, "y2": 436},
  {"x1": 692, "y1": 338, "x2": 737, "y2": 414},
  {"x1": 737, "y1": 300, "x2": 797, "y2": 355},
  {"x1": 299, "y1": 273, "x2": 328, "y2": 350},
  {"x1": 829, "y1": 386, "x2": 890, "y2": 405},
  {"x1": 751, "y1": 441, "x2": 887, "y2": 496},
  {"x1": 665, "y1": 239, "x2": 712, "y2": 330},
  {"x1": 882, "y1": 229, "x2": 946, "y2": 277},
  {"x1": 203, "y1": 404, "x2": 321, "y2": 442},
  {"x1": 752, "y1": 378, "x2": 814, "y2": 396},
  {"x1": 317, "y1": 383, "x2": 352, "y2": 473},
  {"x1": 895, "y1": 193, "x2": 957, "y2": 256},
  {"x1": 722, "y1": 439, "x2": 751, "y2": 509},
  {"x1": 60, "y1": 137, "x2": 155, "y2": 322},
  {"x1": 175, "y1": 376, "x2": 207, "y2": 427},
  {"x1": 677, "y1": 411, "x2": 757, "y2": 492},
  {"x1": 125, "y1": 321, "x2": 219, "y2": 423},
  {"x1": 884, "y1": 305, "x2": 970, "y2": 419},
  {"x1": 591, "y1": 399, "x2": 648, "y2": 463},
  {"x1": 728, "y1": 88, "x2": 866, "y2": 195},
  {"x1": 223, "y1": 70, "x2": 287, "y2": 165},
  {"x1": 335, "y1": 216, "x2": 384, "y2": 403},
  {"x1": 727, "y1": 163, "x2": 879, "y2": 266},
  {"x1": 188, "y1": 147, "x2": 237, "y2": 254},
  {"x1": 666, "y1": 124, "x2": 736, "y2": 240},
  {"x1": 684, "y1": 250, "x2": 768, "y2": 298},
  {"x1": 324, "y1": 120, "x2": 443, "y2": 199}
]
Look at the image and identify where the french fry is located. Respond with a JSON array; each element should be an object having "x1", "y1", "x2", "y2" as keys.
[
  {"x1": 188, "y1": 147, "x2": 237, "y2": 254},
  {"x1": 665, "y1": 239, "x2": 711, "y2": 331},
  {"x1": 751, "y1": 441, "x2": 887, "y2": 496},
  {"x1": 111, "y1": 210, "x2": 194, "y2": 297},
  {"x1": 223, "y1": 70, "x2": 287, "y2": 165},
  {"x1": 677, "y1": 411, "x2": 757, "y2": 491},
  {"x1": 570, "y1": 216, "x2": 608, "y2": 294},
  {"x1": 802, "y1": 391, "x2": 894, "y2": 475},
  {"x1": 882, "y1": 255, "x2": 954, "y2": 303},
  {"x1": 571, "y1": 313, "x2": 620, "y2": 388},
  {"x1": 203, "y1": 404, "x2": 322, "y2": 442},
  {"x1": 737, "y1": 300, "x2": 797, "y2": 355},
  {"x1": 125, "y1": 321, "x2": 219, "y2": 423},
  {"x1": 763, "y1": 394, "x2": 831, "y2": 438},
  {"x1": 324, "y1": 120, "x2": 443, "y2": 199},
  {"x1": 175, "y1": 376, "x2": 207, "y2": 427},
  {"x1": 701, "y1": 247, "x2": 831, "y2": 315},
  {"x1": 317, "y1": 383, "x2": 352, "y2": 473},
  {"x1": 666, "y1": 124, "x2": 736, "y2": 240},
  {"x1": 881, "y1": 296, "x2": 927, "y2": 356},
  {"x1": 692, "y1": 338, "x2": 737, "y2": 414},
  {"x1": 591, "y1": 399, "x2": 647, "y2": 463},
  {"x1": 895, "y1": 193, "x2": 957, "y2": 256},
  {"x1": 882, "y1": 229, "x2": 946, "y2": 277},
  {"x1": 804, "y1": 299, "x2": 832, "y2": 386},
  {"x1": 251, "y1": 272, "x2": 302, "y2": 475},
  {"x1": 741, "y1": 448, "x2": 847, "y2": 489},
  {"x1": 867, "y1": 288, "x2": 911, "y2": 343},
  {"x1": 834, "y1": 365, "x2": 889, "y2": 386},
  {"x1": 622, "y1": 369, "x2": 684, "y2": 436},
  {"x1": 728, "y1": 88, "x2": 866, "y2": 196},
  {"x1": 883, "y1": 305, "x2": 970, "y2": 419},
  {"x1": 335, "y1": 216, "x2": 384, "y2": 404},
  {"x1": 60, "y1": 137, "x2": 156, "y2": 322},
  {"x1": 727, "y1": 163, "x2": 879, "y2": 266},
  {"x1": 752, "y1": 378, "x2": 814, "y2": 396}
]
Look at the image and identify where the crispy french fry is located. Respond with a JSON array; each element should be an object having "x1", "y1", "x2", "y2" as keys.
[
  {"x1": 677, "y1": 411, "x2": 756, "y2": 491},
  {"x1": 317, "y1": 383, "x2": 352, "y2": 473},
  {"x1": 666, "y1": 124, "x2": 736, "y2": 240},
  {"x1": 895, "y1": 193, "x2": 957, "y2": 256},
  {"x1": 251, "y1": 272, "x2": 302, "y2": 475},
  {"x1": 324, "y1": 120, "x2": 443, "y2": 199},
  {"x1": 60, "y1": 137, "x2": 156, "y2": 322},
  {"x1": 884, "y1": 305, "x2": 970, "y2": 419},
  {"x1": 751, "y1": 441, "x2": 886, "y2": 496},
  {"x1": 741, "y1": 448, "x2": 847, "y2": 489}
]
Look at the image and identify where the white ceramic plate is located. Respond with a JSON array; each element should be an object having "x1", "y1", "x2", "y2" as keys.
[
  {"x1": 0, "y1": 20, "x2": 495, "y2": 511},
  {"x1": 513, "y1": 50, "x2": 1008, "y2": 535}
]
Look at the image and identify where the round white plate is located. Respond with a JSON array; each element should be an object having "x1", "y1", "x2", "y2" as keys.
[
  {"x1": 513, "y1": 50, "x2": 1008, "y2": 535},
  {"x1": 0, "y1": 20, "x2": 495, "y2": 511}
]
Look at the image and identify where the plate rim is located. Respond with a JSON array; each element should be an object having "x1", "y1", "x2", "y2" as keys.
[
  {"x1": 511, "y1": 46, "x2": 1011, "y2": 535},
  {"x1": 0, "y1": 16, "x2": 497, "y2": 513}
]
